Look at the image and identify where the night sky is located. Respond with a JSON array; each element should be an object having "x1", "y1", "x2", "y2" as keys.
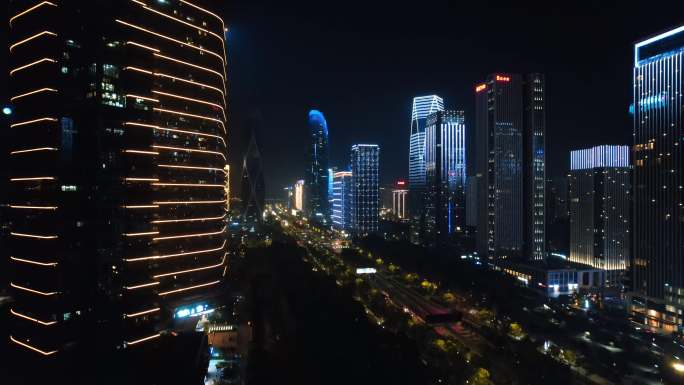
[
  {"x1": 225, "y1": 0, "x2": 684, "y2": 198},
  {"x1": 1, "y1": 2, "x2": 683, "y2": 198}
]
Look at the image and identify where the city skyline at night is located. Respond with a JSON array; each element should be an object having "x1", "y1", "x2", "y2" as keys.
[{"x1": 3, "y1": 2, "x2": 684, "y2": 385}]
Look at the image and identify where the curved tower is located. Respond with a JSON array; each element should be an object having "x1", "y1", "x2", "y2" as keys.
[
  {"x1": 408, "y1": 95, "x2": 443, "y2": 243},
  {"x1": 305, "y1": 109, "x2": 330, "y2": 220}
]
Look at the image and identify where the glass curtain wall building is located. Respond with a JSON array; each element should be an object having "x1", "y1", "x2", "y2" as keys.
[
  {"x1": 409, "y1": 95, "x2": 444, "y2": 243},
  {"x1": 6, "y1": 0, "x2": 228, "y2": 357},
  {"x1": 568, "y1": 146, "x2": 630, "y2": 286},
  {"x1": 475, "y1": 74, "x2": 524, "y2": 260},
  {"x1": 475, "y1": 73, "x2": 546, "y2": 261},
  {"x1": 305, "y1": 110, "x2": 330, "y2": 221},
  {"x1": 350, "y1": 144, "x2": 379, "y2": 236},
  {"x1": 523, "y1": 74, "x2": 546, "y2": 261},
  {"x1": 631, "y1": 25, "x2": 684, "y2": 333},
  {"x1": 331, "y1": 171, "x2": 352, "y2": 231},
  {"x1": 424, "y1": 110, "x2": 466, "y2": 245}
]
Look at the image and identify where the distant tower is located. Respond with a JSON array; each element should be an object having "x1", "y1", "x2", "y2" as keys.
[
  {"x1": 409, "y1": 95, "x2": 444, "y2": 243},
  {"x1": 350, "y1": 144, "x2": 380, "y2": 236},
  {"x1": 332, "y1": 171, "x2": 353, "y2": 231},
  {"x1": 569, "y1": 145, "x2": 630, "y2": 286},
  {"x1": 305, "y1": 110, "x2": 330, "y2": 221},
  {"x1": 241, "y1": 128, "x2": 265, "y2": 223},
  {"x1": 295, "y1": 180, "x2": 305, "y2": 212},
  {"x1": 476, "y1": 75, "x2": 524, "y2": 260},
  {"x1": 475, "y1": 74, "x2": 546, "y2": 261},
  {"x1": 424, "y1": 110, "x2": 466, "y2": 245},
  {"x1": 392, "y1": 180, "x2": 409, "y2": 221},
  {"x1": 523, "y1": 74, "x2": 546, "y2": 261}
]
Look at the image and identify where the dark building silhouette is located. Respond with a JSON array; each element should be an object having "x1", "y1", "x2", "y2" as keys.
[
  {"x1": 240, "y1": 126, "x2": 265, "y2": 224},
  {"x1": 5, "y1": 0, "x2": 228, "y2": 366},
  {"x1": 475, "y1": 73, "x2": 546, "y2": 262}
]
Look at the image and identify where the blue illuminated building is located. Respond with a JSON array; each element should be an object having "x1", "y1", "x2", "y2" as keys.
[
  {"x1": 350, "y1": 144, "x2": 379, "y2": 236},
  {"x1": 332, "y1": 170, "x2": 352, "y2": 231},
  {"x1": 630, "y1": 25, "x2": 684, "y2": 333},
  {"x1": 424, "y1": 110, "x2": 466, "y2": 245},
  {"x1": 409, "y1": 95, "x2": 444, "y2": 243},
  {"x1": 305, "y1": 110, "x2": 330, "y2": 221}
]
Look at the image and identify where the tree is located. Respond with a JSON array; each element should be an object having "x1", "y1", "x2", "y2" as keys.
[
  {"x1": 562, "y1": 349, "x2": 577, "y2": 366},
  {"x1": 468, "y1": 368, "x2": 491, "y2": 385},
  {"x1": 509, "y1": 322, "x2": 525, "y2": 339}
]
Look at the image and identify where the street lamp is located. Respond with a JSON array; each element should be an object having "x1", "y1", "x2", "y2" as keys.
[
  {"x1": 2, "y1": 106, "x2": 12, "y2": 116},
  {"x1": 673, "y1": 361, "x2": 684, "y2": 373}
]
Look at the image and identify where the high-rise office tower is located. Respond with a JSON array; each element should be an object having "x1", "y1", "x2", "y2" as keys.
[
  {"x1": 305, "y1": 110, "x2": 330, "y2": 220},
  {"x1": 6, "y1": 0, "x2": 228, "y2": 358},
  {"x1": 392, "y1": 180, "x2": 408, "y2": 221},
  {"x1": 294, "y1": 180, "x2": 305, "y2": 212},
  {"x1": 631, "y1": 26, "x2": 684, "y2": 333},
  {"x1": 327, "y1": 167, "x2": 335, "y2": 212},
  {"x1": 465, "y1": 176, "x2": 478, "y2": 228},
  {"x1": 475, "y1": 74, "x2": 524, "y2": 260},
  {"x1": 547, "y1": 177, "x2": 569, "y2": 223},
  {"x1": 523, "y1": 74, "x2": 546, "y2": 260},
  {"x1": 331, "y1": 171, "x2": 352, "y2": 231},
  {"x1": 569, "y1": 146, "x2": 630, "y2": 286},
  {"x1": 350, "y1": 144, "x2": 379, "y2": 236},
  {"x1": 409, "y1": 95, "x2": 444, "y2": 243},
  {"x1": 475, "y1": 73, "x2": 546, "y2": 261},
  {"x1": 424, "y1": 110, "x2": 466, "y2": 244},
  {"x1": 240, "y1": 128, "x2": 265, "y2": 224}
]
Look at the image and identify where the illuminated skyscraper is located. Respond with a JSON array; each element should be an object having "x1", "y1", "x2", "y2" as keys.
[
  {"x1": 295, "y1": 180, "x2": 305, "y2": 212},
  {"x1": 475, "y1": 73, "x2": 546, "y2": 261},
  {"x1": 409, "y1": 95, "x2": 444, "y2": 242},
  {"x1": 631, "y1": 25, "x2": 684, "y2": 333},
  {"x1": 424, "y1": 110, "x2": 466, "y2": 244},
  {"x1": 569, "y1": 145, "x2": 630, "y2": 286},
  {"x1": 305, "y1": 110, "x2": 330, "y2": 220},
  {"x1": 475, "y1": 74, "x2": 524, "y2": 260},
  {"x1": 523, "y1": 74, "x2": 546, "y2": 261},
  {"x1": 332, "y1": 171, "x2": 352, "y2": 231},
  {"x1": 6, "y1": 0, "x2": 228, "y2": 358},
  {"x1": 392, "y1": 180, "x2": 408, "y2": 221},
  {"x1": 350, "y1": 144, "x2": 379, "y2": 236}
]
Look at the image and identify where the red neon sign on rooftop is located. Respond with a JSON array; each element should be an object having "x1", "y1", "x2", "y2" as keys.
[
  {"x1": 495, "y1": 75, "x2": 511, "y2": 82},
  {"x1": 396, "y1": 180, "x2": 406, "y2": 186}
]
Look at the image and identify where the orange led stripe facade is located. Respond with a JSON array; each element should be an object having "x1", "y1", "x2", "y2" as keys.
[
  {"x1": 7, "y1": 1, "x2": 228, "y2": 353},
  {"x1": 124, "y1": 307, "x2": 160, "y2": 318},
  {"x1": 158, "y1": 280, "x2": 220, "y2": 296},
  {"x1": 10, "y1": 336, "x2": 58, "y2": 356},
  {"x1": 10, "y1": 31, "x2": 57, "y2": 51},
  {"x1": 10, "y1": 58, "x2": 56, "y2": 76},
  {"x1": 10, "y1": 256, "x2": 58, "y2": 267},
  {"x1": 125, "y1": 333, "x2": 160, "y2": 346},
  {"x1": 11, "y1": 309, "x2": 57, "y2": 326},
  {"x1": 9, "y1": 1, "x2": 57, "y2": 26},
  {"x1": 10, "y1": 87, "x2": 58, "y2": 101},
  {"x1": 10, "y1": 283, "x2": 58, "y2": 296}
]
